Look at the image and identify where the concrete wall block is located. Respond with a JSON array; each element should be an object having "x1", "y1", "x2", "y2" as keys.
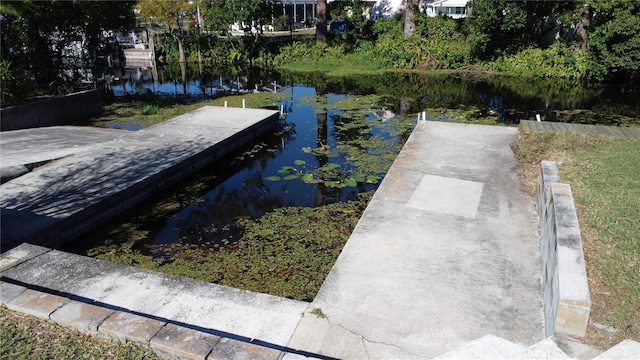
[
  {"x1": 538, "y1": 161, "x2": 560, "y2": 219},
  {"x1": 150, "y1": 323, "x2": 221, "y2": 360},
  {"x1": 0, "y1": 243, "x2": 51, "y2": 272},
  {"x1": 0, "y1": 90, "x2": 102, "y2": 131},
  {"x1": 98, "y1": 311, "x2": 166, "y2": 344},
  {"x1": 556, "y1": 300, "x2": 591, "y2": 338},
  {"x1": 50, "y1": 301, "x2": 115, "y2": 335},
  {"x1": 0, "y1": 281, "x2": 27, "y2": 304},
  {"x1": 538, "y1": 162, "x2": 591, "y2": 339}
]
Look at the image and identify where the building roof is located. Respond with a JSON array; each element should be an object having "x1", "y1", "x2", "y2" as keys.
[{"x1": 426, "y1": 0, "x2": 469, "y2": 7}]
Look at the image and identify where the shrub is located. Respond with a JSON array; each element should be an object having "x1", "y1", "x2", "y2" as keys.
[
  {"x1": 491, "y1": 43, "x2": 589, "y2": 79},
  {"x1": 0, "y1": 60, "x2": 31, "y2": 107}
]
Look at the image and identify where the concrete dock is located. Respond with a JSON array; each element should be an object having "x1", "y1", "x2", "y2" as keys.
[
  {"x1": 0, "y1": 106, "x2": 279, "y2": 251},
  {"x1": 7, "y1": 118, "x2": 639, "y2": 359},
  {"x1": 1, "y1": 120, "x2": 554, "y2": 359},
  {"x1": 286, "y1": 121, "x2": 545, "y2": 358}
]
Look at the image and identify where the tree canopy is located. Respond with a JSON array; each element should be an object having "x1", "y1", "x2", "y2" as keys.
[{"x1": 0, "y1": 0, "x2": 135, "y2": 104}]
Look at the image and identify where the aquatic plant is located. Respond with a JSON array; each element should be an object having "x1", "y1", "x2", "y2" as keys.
[{"x1": 86, "y1": 192, "x2": 373, "y2": 301}]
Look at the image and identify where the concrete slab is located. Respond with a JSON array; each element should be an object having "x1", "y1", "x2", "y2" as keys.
[
  {"x1": 1, "y1": 245, "x2": 308, "y2": 347},
  {"x1": 0, "y1": 106, "x2": 279, "y2": 251},
  {"x1": 50, "y1": 301, "x2": 115, "y2": 335},
  {"x1": 0, "y1": 243, "x2": 50, "y2": 271},
  {"x1": 5, "y1": 288, "x2": 69, "y2": 319},
  {"x1": 99, "y1": 311, "x2": 166, "y2": 343},
  {"x1": 522, "y1": 337, "x2": 574, "y2": 360},
  {"x1": 406, "y1": 174, "x2": 484, "y2": 218},
  {"x1": 150, "y1": 323, "x2": 221, "y2": 360},
  {"x1": 287, "y1": 121, "x2": 544, "y2": 359},
  {"x1": 206, "y1": 337, "x2": 281, "y2": 360},
  {"x1": 593, "y1": 339, "x2": 640, "y2": 360},
  {"x1": 434, "y1": 334, "x2": 525, "y2": 359},
  {"x1": 0, "y1": 126, "x2": 128, "y2": 168},
  {"x1": 0, "y1": 280, "x2": 27, "y2": 304}
]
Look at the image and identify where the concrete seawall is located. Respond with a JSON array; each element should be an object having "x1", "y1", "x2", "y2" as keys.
[
  {"x1": 539, "y1": 161, "x2": 591, "y2": 338},
  {"x1": 0, "y1": 90, "x2": 102, "y2": 131},
  {"x1": 0, "y1": 106, "x2": 280, "y2": 252}
]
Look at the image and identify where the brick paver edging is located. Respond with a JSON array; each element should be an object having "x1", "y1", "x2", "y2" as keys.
[{"x1": 1, "y1": 277, "x2": 332, "y2": 360}]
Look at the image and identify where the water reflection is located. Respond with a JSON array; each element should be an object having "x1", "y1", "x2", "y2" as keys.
[{"x1": 105, "y1": 60, "x2": 639, "y2": 127}]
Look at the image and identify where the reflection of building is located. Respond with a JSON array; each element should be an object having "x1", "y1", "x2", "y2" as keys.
[{"x1": 423, "y1": 0, "x2": 469, "y2": 19}]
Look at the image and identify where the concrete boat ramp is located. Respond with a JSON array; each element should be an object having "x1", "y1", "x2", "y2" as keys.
[{"x1": 2, "y1": 116, "x2": 638, "y2": 359}]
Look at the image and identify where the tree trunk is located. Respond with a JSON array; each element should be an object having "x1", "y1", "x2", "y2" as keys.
[
  {"x1": 177, "y1": 35, "x2": 186, "y2": 63},
  {"x1": 576, "y1": 1, "x2": 590, "y2": 51},
  {"x1": 404, "y1": 0, "x2": 419, "y2": 37},
  {"x1": 316, "y1": 0, "x2": 328, "y2": 44}
]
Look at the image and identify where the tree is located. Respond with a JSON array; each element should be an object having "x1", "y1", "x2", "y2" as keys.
[
  {"x1": 466, "y1": 0, "x2": 529, "y2": 59},
  {"x1": 588, "y1": 0, "x2": 640, "y2": 81},
  {"x1": 137, "y1": 0, "x2": 192, "y2": 64},
  {"x1": 403, "y1": 0, "x2": 419, "y2": 37},
  {"x1": 1, "y1": 0, "x2": 135, "y2": 98},
  {"x1": 202, "y1": 0, "x2": 275, "y2": 64},
  {"x1": 316, "y1": 0, "x2": 329, "y2": 44},
  {"x1": 575, "y1": 1, "x2": 591, "y2": 51}
]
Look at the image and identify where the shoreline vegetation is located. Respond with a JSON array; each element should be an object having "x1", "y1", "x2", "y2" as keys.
[{"x1": 3, "y1": 1, "x2": 639, "y2": 107}]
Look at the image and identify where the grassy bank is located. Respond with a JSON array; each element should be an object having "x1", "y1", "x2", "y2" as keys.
[
  {"x1": 513, "y1": 132, "x2": 640, "y2": 348},
  {"x1": 0, "y1": 306, "x2": 160, "y2": 360}
]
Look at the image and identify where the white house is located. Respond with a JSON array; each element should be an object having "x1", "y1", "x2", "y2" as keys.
[{"x1": 423, "y1": 0, "x2": 470, "y2": 19}]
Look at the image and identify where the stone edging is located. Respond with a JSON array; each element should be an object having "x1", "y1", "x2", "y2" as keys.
[{"x1": 538, "y1": 161, "x2": 591, "y2": 338}]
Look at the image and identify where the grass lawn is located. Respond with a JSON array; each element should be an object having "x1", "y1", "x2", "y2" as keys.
[
  {"x1": 0, "y1": 306, "x2": 161, "y2": 360},
  {"x1": 513, "y1": 132, "x2": 640, "y2": 348}
]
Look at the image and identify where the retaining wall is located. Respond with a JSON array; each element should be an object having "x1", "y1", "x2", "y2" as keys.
[
  {"x1": 539, "y1": 161, "x2": 591, "y2": 338},
  {"x1": 0, "y1": 90, "x2": 102, "y2": 131}
]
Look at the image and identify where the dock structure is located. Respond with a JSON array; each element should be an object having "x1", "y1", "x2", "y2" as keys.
[
  {"x1": 519, "y1": 120, "x2": 640, "y2": 140},
  {"x1": 3, "y1": 120, "x2": 639, "y2": 359},
  {"x1": 0, "y1": 106, "x2": 279, "y2": 252}
]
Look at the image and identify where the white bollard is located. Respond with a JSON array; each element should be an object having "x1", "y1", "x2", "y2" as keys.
[
  {"x1": 423, "y1": 111, "x2": 426, "y2": 122},
  {"x1": 224, "y1": 101, "x2": 228, "y2": 108},
  {"x1": 536, "y1": 114, "x2": 541, "y2": 122},
  {"x1": 242, "y1": 99, "x2": 246, "y2": 108}
]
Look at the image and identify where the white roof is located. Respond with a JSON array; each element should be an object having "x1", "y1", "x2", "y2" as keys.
[{"x1": 427, "y1": 0, "x2": 469, "y2": 7}]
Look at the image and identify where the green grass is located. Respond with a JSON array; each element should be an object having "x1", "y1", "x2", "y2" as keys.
[
  {"x1": 513, "y1": 132, "x2": 640, "y2": 347},
  {"x1": 0, "y1": 305, "x2": 161, "y2": 360}
]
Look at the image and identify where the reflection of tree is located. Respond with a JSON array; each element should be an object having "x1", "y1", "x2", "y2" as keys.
[
  {"x1": 315, "y1": 85, "x2": 329, "y2": 206},
  {"x1": 173, "y1": 176, "x2": 286, "y2": 244}
]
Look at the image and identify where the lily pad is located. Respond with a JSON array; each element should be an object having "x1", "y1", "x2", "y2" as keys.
[
  {"x1": 318, "y1": 163, "x2": 340, "y2": 172},
  {"x1": 301, "y1": 173, "x2": 317, "y2": 183},
  {"x1": 344, "y1": 178, "x2": 358, "y2": 187},
  {"x1": 278, "y1": 166, "x2": 296, "y2": 174},
  {"x1": 264, "y1": 176, "x2": 281, "y2": 182},
  {"x1": 283, "y1": 175, "x2": 298, "y2": 181},
  {"x1": 325, "y1": 181, "x2": 345, "y2": 188},
  {"x1": 294, "y1": 159, "x2": 307, "y2": 166}
]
